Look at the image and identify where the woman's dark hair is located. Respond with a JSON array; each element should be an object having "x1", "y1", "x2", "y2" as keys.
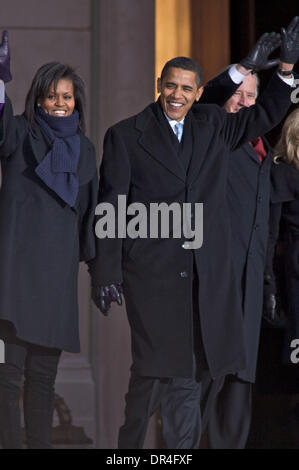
[{"x1": 25, "y1": 62, "x2": 86, "y2": 133}]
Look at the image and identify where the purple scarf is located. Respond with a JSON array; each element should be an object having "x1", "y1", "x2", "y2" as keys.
[{"x1": 34, "y1": 107, "x2": 80, "y2": 207}]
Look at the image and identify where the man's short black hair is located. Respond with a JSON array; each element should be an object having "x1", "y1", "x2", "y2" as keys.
[{"x1": 160, "y1": 57, "x2": 203, "y2": 88}]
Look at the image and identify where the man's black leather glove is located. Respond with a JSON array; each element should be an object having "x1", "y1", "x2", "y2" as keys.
[
  {"x1": 280, "y1": 16, "x2": 299, "y2": 64},
  {"x1": 239, "y1": 32, "x2": 281, "y2": 71},
  {"x1": 0, "y1": 30, "x2": 12, "y2": 83},
  {"x1": 92, "y1": 283, "x2": 123, "y2": 316}
]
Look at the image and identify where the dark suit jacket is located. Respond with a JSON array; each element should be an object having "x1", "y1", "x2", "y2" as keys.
[{"x1": 92, "y1": 73, "x2": 292, "y2": 379}]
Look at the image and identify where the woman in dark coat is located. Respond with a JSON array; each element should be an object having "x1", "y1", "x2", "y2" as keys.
[
  {"x1": 0, "y1": 31, "x2": 98, "y2": 448},
  {"x1": 264, "y1": 107, "x2": 299, "y2": 362}
]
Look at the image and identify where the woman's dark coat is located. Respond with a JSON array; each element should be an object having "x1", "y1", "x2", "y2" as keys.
[
  {"x1": 92, "y1": 73, "x2": 292, "y2": 379},
  {"x1": 266, "y1": 161, "x2": 299, "y2": 351},
  {"x1": 0, "y1": 96, "x2": 98, "y2": 352}
]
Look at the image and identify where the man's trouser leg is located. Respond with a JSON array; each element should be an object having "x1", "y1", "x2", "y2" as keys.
[
  {"x1": 118, "y1": 370, "x2": 170, "y2": 449},
  {"x1": 207, "y1": 375, "x2": 252, "y2": 449},
  {"x1": 160, "y1": 370, "x2": 223, "y2": 449},
  {"x1": 159, "y1": 272, "x2": 225, "y2": 449}
]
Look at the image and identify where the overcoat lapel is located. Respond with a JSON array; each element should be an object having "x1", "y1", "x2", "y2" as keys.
[{"x1": 136, "y1": 106, "x2": 186, "y2": 183}]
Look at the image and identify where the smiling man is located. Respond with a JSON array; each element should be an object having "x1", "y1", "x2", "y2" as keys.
[
  {"x1": 157, "y1": 62, "x2": 203, "y2": 121},
  {"x1": 90, "y1": 31, "x2": 297, "y2": 448},
  {"x1": 224, "y1": 72, "x2": 258, "y2": 113}
]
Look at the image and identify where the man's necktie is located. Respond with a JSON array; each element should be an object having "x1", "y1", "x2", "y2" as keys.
[
  {"x1": 174, "y1": 122, "x2": 183, "y2": 143},
  {"x1": 250, "y1": 137, "x2": 267, "y2": 163}
]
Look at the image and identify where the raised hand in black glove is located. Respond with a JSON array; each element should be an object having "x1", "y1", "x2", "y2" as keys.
[
  {"x1": 0, "y1": 30, "x2": 12, "y2": 83},
  {"x1": 280, "y1": 16, "x2": 299, "y2": 64},
  {"x1": 92, "y1": 283, "x2": 123, "y2": 316},
  {"x1": 240, "y1": 32, "x2": 281, "y2": 72}
]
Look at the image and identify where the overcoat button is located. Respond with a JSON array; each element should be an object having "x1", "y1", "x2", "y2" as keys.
[
  {"x1": 182, "y1": 242, "x2": 191, "y2": 249},
  {"x1": 180, "y1": 272, "x2": 188, "y2": 278}
]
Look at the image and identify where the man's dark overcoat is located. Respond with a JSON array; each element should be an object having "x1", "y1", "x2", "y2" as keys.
[
  {"x1": 0, "y1": 96, "x2": 98, "y2": 352},
  {"x1": 201, "y1": 71, "x2": 273, "y2": 382},
  {"x1": 92, "y1": 73, "x2": 292, "y2": 379}
]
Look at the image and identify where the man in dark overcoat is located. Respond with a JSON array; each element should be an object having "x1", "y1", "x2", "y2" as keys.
[
  {"x1": 195, "y1": 21, "x2": 299, "y2": 449},
  {"x1": 91, "y1": 35, "x2": 297, "y2": 448}
]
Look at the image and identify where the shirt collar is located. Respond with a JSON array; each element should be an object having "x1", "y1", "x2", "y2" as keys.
[{"x1": 163, "y1": 111, "x2": 185, "y2": 131}]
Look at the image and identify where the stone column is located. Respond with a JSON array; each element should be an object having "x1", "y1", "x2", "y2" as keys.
[{"x1": 89, "y1": 0, "x2": 156, "y2": 448}]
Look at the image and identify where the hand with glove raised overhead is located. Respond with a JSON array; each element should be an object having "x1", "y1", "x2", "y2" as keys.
[
  {"x1": 239, "y1": 31, "x2": 281, "y2": 72},
  {"x1": 0, "y1": 30, "x2": 12, "y2": 83},
  {"x1": 92, "y1": 283, "x2": 123, "y2": 316}
]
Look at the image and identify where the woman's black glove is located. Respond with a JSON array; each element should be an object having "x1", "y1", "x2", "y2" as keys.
[
  {"x1": 0, "y1": 30, "x2": 12, "y2": 83},
  {"x1": 280, "y1": 16, "x2": 299, "y2": 64},
  {"x1": 92, "y1": 283, "x2": 123, "y2": 316},
  {"x1": 239, "y1": 32, "x2": 281, "y2": 71}
]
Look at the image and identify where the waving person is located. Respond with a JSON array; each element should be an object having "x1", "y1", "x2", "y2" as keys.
[{"x1": 0, "y1": 31, "x2": 98, "y2": 449}]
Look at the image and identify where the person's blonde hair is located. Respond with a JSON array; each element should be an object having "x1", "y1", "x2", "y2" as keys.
[{"x1": 273, "y1": 108, "x2": 299, "y2": 170}]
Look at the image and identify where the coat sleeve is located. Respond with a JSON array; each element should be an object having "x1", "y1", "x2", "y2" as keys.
[
  {"x1": 0, "y1": 95, "x2": 22, "y2": 159},
  {"x1": 223, "y1": 74, "x2": 294, "y2": 150},
  {"x1": 88, "y1": 125, "x2": 131, "y2": 286},
  {"x1": 198, "y1": 73, "x2": 293, "y2": 151},
  {"x1": 199, "y1": 70, "x2": 240, "y2": 107},
  {"x1": 79, "y1": 168, "x2": 99, "y2": 262}
]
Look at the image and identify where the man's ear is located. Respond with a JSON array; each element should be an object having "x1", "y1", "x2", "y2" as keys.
[
  {"x1": 157, "y1": 77, "x2": 162, "y2": 94},
  {"x1": 195, "y1": 86, "x2": 204, "y2": 102}
]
